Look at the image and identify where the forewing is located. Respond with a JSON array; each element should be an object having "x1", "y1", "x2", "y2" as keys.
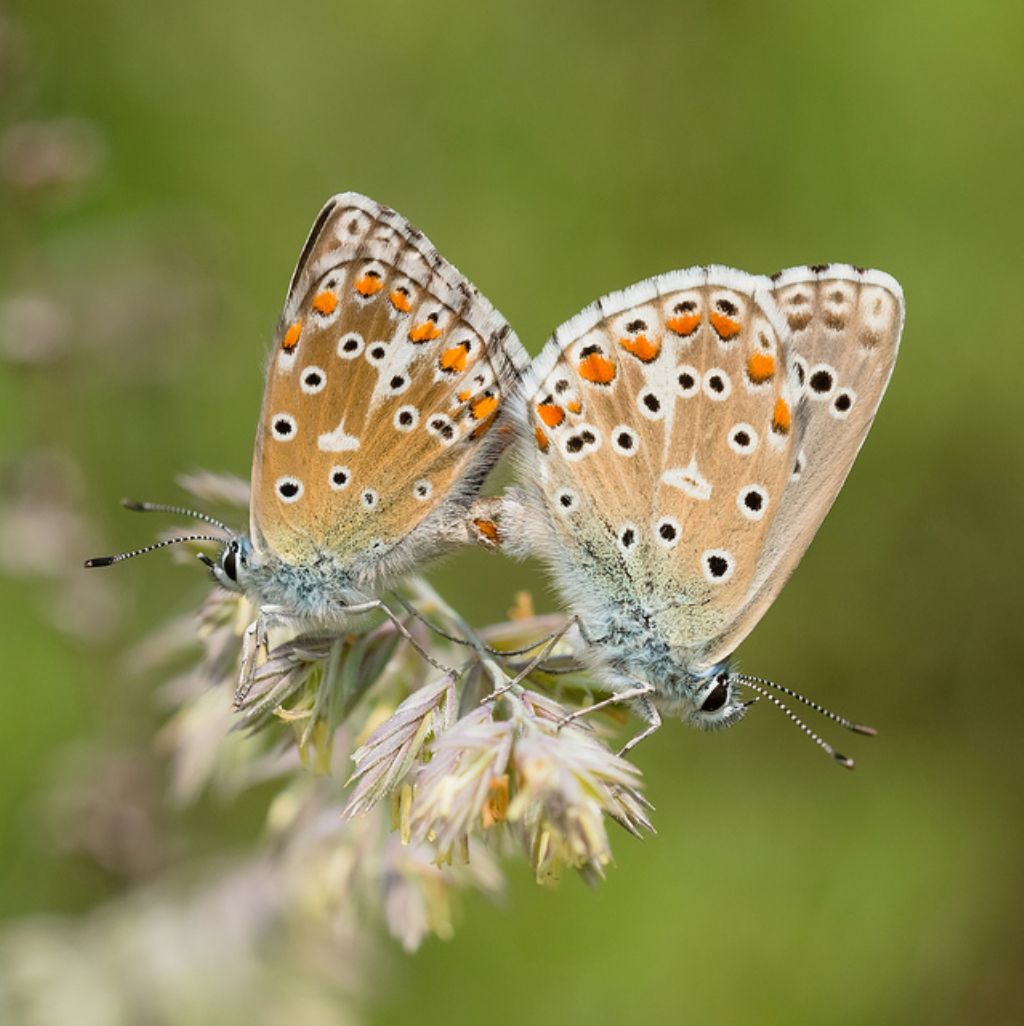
[
  {"x1": 251, "y1": 193, "x2": 527, "y2": 575},
  {"x1": 517, "y1": 267, "x2": 800, "y2": 659},
  {"x1": 696, "y1": 264, "x2": 904, "y2": 665}
]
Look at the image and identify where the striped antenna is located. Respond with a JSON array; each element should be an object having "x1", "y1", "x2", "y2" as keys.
[
  {"x1": 121, "y1": 498, "x2": 230, "y2": 533},
  {"x1": 738, "y1": 674, "x2": 877, "y2": 736},
  {"x1": 84, "y1": 534, "x2": 223, "y2": 568},
  {"x1": 737, "y1": 677, "x2": 857, "y2": 769}
]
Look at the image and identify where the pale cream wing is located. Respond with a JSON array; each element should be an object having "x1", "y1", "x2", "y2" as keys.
[
  {"x1": 251, "y1": 193, "x2": 527, "y2": 575},
  {"x1": 519, "y1": 267, "x2": 800, "y2": 658},
  {"x1": 697, "y1": 264, "x2": 904, "y2": 667}
]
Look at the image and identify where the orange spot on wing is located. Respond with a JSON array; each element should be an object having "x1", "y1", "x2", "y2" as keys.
[
  {"x1": 536, "y1": 402, "x2": 565, "y2": 428},
  {"x1": 578, "y1": 352, "x2": 616, "y2": 384},
  {"x1": 439, "y1": 344, "x2": 469, "y2": 373},
  {"x1": 710, "y1": 312, "x2": 741, "y2": 339},
  {"x1": 471, "y1": 393, "x2": 499, "y2": 421},
  {"x1": 389, "y1": 289, "x2": 412, "y2": 313},
  {"x1": 312, "y1": 290, "x2": 338, "y2": 315},
  {"x1": 747, "y1": 352, "x2": 776, "y2": 383},
  {"x1": 619, "y1": 334, "x2": 661, "y2": 363},
  {"x1": 472, "y1": 517, "x2": 501, "y2": 545},
  {"x1": 535, "y1": 425, "x2": 550, "y2": 451},
  {"x1": 456, "y1": 389, "x2": 472, "y2": 402},
  {"x1": 666, "y1": 313, "x2": 700, "y2": 336},
  {"x1": 567, "y1": 399, "x2": 582, "y2": 414},
  {"x1": 282, "y1": 320, "x2": 302, "y2": 350},
  {"x1": 772, "y1": 397, "x2": 792, "y2": 433},
  {"x1": 409, "y1": 321, "x2": 442, "y2": 343},
  {"x1": 354, "y1": 274, "x2": 384, "y2": 297}
]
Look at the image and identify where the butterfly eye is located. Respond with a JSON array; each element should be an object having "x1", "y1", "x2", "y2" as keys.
[
  {"x1": 221, "y1": 542, "x2": 238, "y2": 582},
  {"x1": 700, "y1": 675, "x2": 730, "y2": 713}
]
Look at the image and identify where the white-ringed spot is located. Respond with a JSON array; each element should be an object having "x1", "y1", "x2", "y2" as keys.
[
  {"x1": 831, "y1": 387, "x2": 856, "y2": 419},
  {"x1": 555, "y1": 488, "x2": 579, "y2": 514},
  {"x1": 561, "y1": 424, "x2": 601, "y2": 461},
  {"x1": 328, "y1": 466, "x2": 351, "y2": 491},
  {"x1": 270, "y1": 413, "x2": 297, "y2": 441},
  {"x1": 366, "y1": 342, "x2": 388, "y2": 365},
  {"x1": 702, "y1": 548, "x2": 735, "y2": 583},
  {"x1": 637, "y1": 388, "x2": 666, "y2": 420},
  {"x1": 654, "y1": 515, "x2": 681, "y2": 548},
  {"x1": 361, "y1": 489, "x2": 379, "y2": 510},
  {"x1": 426, "y1": 413, "x2": 457, "y2": 446},
  {"x1": 737, "y1": 484, "x2": 768, "y2": 521},
  {"x1": 275, "y1": 476, "x2": 303, "y2": 503},
  {"x1": 728, "y1": 423, "x2": 759, "y2": 455},
  {"x1": 675, "y1": 365, "x2": 700, "y2": 397},
  {"x1": 413, "y1": 479, "x2": 432, "y2": 501},
  {"x1": 702, "y1": 368, "x2": 732, "y2": 401},
  {"x1": 808, "y1": 363, "x2": 837, "y2": 399},
  {"x1": 617, "y1": 522, "x2": 639, "y2": 556},
  {"x1": 387, "y1": 372, "x2": 410, "y2": 395},
  {"x1": 337, "y1": 332, "x2": 364, "y2": 360},
  {"x1": 394, "y1": 405, "x2": 419, "y2": 432},
  {"x1": 611, "y1": 425, "x2": 639, "y2": 457},
  {"x1": 300, "y1": 366, "x2": 326, "y2": 394}
]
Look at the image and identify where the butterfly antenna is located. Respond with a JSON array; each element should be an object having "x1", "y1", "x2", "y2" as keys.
[
  {"x1": 737, "y1": 677, "x2": 856, "y2": 769},
  {"x1": 84, "y1": 534, "x2": 224, "y2": 568},
  {"x1": 738, "y1": 674, "x2": 877, "y2": 736},
  {"x1": 121, "y1": 498, "x2": 231, "y2": 533}
]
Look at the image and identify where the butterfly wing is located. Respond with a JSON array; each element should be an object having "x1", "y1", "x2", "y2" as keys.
[
  {"x1": 251, "y1": 193, "x2": 527, "y2": 585},
  {"x1": 515, "y1": 267, "x2": 802, "y2": 665},
  {"x1": 696, "y1": 264, "x2": 904, "y2": 665}
]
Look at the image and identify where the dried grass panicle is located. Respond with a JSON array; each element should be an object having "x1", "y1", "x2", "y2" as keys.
[{"x1": 119, "y1": 471, "x2": 654, "y2": 950}]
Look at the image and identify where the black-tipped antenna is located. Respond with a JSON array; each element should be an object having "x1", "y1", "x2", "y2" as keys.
[
  {"x1": 738, "y1": 677, "x2": 856, "y2": 769},
  {"x1": 84, "y1": 534, "x2": 223, "y2": 568},
  {"x1": 121, "y1": 498, "x2": 230, "y2": 533},
  {"x1": 739, "y1": 674, "x2": 877, "y2": 736}
]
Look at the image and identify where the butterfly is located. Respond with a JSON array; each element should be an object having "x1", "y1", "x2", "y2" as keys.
[
  {"x1": 502, "y1": 264, "x2": 904, "y2": 765},
  {"x1": 86, "y1": 193, "x2": 529, "y2": 694}
]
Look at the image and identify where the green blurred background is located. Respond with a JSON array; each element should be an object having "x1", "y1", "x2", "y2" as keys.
[{"x1": 1, "y1": 0, "x2": 1022, "y2": 1023}]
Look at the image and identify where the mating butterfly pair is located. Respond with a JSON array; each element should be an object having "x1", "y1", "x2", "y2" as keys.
[{"x1": 88, "y1": 193, "x2": 903, "y2": 764}]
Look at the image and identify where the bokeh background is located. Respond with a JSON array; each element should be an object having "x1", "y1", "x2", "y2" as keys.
[{"x1": 1, "y1": 0, "x2": 1022, "y2": 1023}]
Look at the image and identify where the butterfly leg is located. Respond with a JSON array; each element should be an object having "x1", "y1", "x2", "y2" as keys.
[
  {"x1": 555, "y1": 683, "x2": 656, "y2": 736},
  {"x1": 617, "y1": 696, "x2": 662, "y2": 756},
  {"x1": 341, "y1": 599, "x2": 456, "y2": 676},
  {"x1": 235, "y1": 603, "x2": 290, "y2": 706},
  {"x1": 480, "y1": 618, "x2": 581, "y2": 703}
]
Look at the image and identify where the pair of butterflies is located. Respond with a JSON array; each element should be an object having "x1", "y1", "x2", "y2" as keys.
[{"x1": 90, "y1": 193, "x2": 904, "y2": 764}]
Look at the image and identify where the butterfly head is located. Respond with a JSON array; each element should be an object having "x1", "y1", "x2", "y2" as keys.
[
  {"x1": 686, "y1": 669, "x2": 749, "y2": 731},
  {"x1": 200, "y1": 534, "x2": 255, "y2": 593}
]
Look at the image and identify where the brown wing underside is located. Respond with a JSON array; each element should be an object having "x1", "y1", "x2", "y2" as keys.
[
  {"x1": 251, "y1": 194, "x2": 525, "y2": 569},
  {"x1": 524, "y1": 269, "x2": 801, "y2": 652}
]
